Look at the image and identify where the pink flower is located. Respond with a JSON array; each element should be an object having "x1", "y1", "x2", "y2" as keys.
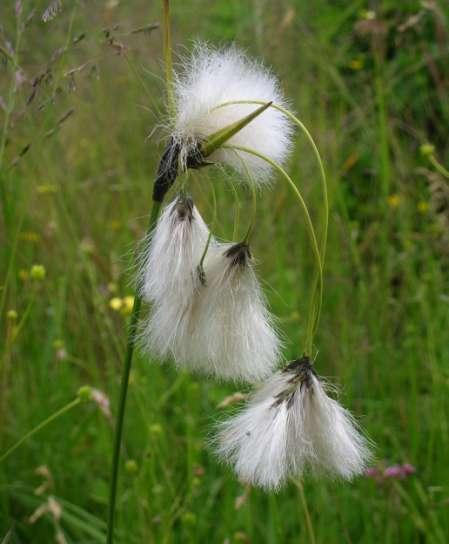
[
  {"x1": 383, "y1": 465, "x2": 403, "y2": 478},
  {"x1": 401, "y1": 463, "x2": 416, "y2": 476},
  {"x1": 366, "y1": 463, "x2": 416, "y2": 482},
  {"x1": 365, "y1": 467, "x2": 381, "y2": 479}
]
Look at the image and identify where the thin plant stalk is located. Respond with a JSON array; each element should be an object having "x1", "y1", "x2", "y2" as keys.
[
  {"x1": 163, "y1": 0, "x2": 174, "y2": 115},
  {"x1": 106, "y1": 201, "x2": 162, "y2": 544},
  {"x1": 232, "y1": 148, "x2": 258, "y2": 242},
  {"x1": 0, "y1": 397, "x2": 81, "y2": 463},
  {"x1": 223, "y1": 144, "x2": 322, "y2": 354},
  {"x1": 295, "y1": 479, "x2": 317, "y2": 544},
  {"x1": 198, "y1": 183, "x2": 217, "y2": 270},
  {"x1": 229, "y1": 182, "x2": 241, "y2": 240},
  {"x1": 107, "y1": 3, "x2": 174, "y2": 541},
  {"x1": 243, "y1": 181, "x2": 257, "y2": 243}
]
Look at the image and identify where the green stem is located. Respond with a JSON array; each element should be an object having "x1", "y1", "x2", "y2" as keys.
[
  {"x1": 295, "y1": 479, "x2": 317, "y2": 544},
  {"x1": 223, "y1": 144, "x2": 322, "y2": 354},
  {"x1": 0, "y1": 398, "x2": 80, "y2": 463},
  {"x1": 232, "y1": 148, "x2": 258, "y2": 242},
  {"x1": 198, "y1": 182, "x2": 217, "y2": 270},
  {"x1": 106, "y1": 201, "x2": 162, "y2": 544},
  {"x1": 243, "y1": 181, "x2": 257, "y2": 243},
  {"x1": 163, "y1": 0, "x2": 174, "y2": 116},
  {"x1": 229, "y1": 182, "x2": 241, "y2": 241}
]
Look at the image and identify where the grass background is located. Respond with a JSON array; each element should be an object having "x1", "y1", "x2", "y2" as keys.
[{"x1": 1, "y1": 0, "x2": 449, "y2": 542}]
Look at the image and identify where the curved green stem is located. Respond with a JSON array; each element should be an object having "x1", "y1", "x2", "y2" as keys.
[
  {"x1": 198, "y1": 180, "x2": 217, "y2": 273},
  {"x1": 230, "y1": 148, "x2": 258, "y2": 242},
  {"x1": 214, "y1": 100, "x2": 328, "y2": 339},
  {"x1": 212, "y1": 100, "x2": 328, "y2": 258},
  {"x1": 223, "y1": 144, "x2": 322, "y2": 354},
  {"x1": 243, "y1": 181, "x2": 257, "y2": 243},
  {"x1": 294, "y1": 479, "x2": 317, "y2": 544},
  {"x1": 0, "y1": 397, "x2": 81, "y2": 463},
  {"x1": 229, "y1": 182, "x2": 241, "y2": 241},
  {"x1": 107, "y1": 201, "x2": 162, "y2": 544}
]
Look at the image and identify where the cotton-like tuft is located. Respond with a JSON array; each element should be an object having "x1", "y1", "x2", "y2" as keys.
[
  {"x1": 172, "y1": 43, "x2": 294, "y2": 184},
  {"x1": 139, "y1": 204, "x2": 280, "y2": 382},
  {"x1": 139, "y1": 194, "x2": 209, "y2": 304},
  {"x1": 215, "y1": 357, "x2": 371, "y2": 490},
  {"x1": 189, "y1": 242, "x2": 281, "y2": 382},
  {"x1": 138, "y1": 194, "x2": 211, "y2": 360}
]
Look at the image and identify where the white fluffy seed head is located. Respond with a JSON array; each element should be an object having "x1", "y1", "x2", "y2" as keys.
[
  {"x1": 189, "y1": 242, "x2": 282, "y2": 382},
  {"x1": 172, "y1": 42, "x2": 294, "y2": 184},
  {"x1": 215, "y1": 358, "x2": 372, "y2": 490},
  {"x1": 215, "y1": 372, "x2": 292, "y2": 489},
  {"x1": 138, "y1": 195, "x2": 211, "y2": 360},
  {"x1": 139, "y1": 208, "x2": 281, "y2": 382},
  {"x1": 139, "y1": 194, "x2": 210, "y2": 304}
]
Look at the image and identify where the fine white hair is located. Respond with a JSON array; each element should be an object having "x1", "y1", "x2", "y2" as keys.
[
  {"x1": 139, "y1": 197, "x2": 281, "y2": 382},
  {"x1": 189, "y1": 242, "x2": 281, "y2": 382},
  {"x1": 215, "y1": 358, "x2": 371, "y2": 490},
  {"x1": 139, "y1": 194, "x2": 209, "y2": 305},
  {"x1": 138, "y1": 195, "x2": 211, "y2": 359},
  {"x1": 172, "y1": 42, "x2": 294, "y2": 184}
]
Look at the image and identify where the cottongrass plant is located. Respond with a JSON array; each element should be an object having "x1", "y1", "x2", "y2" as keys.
[
  {"x1": 215, "y1": 356, "x2": 371, "y2": 490},
  {"x1": 107, "y1": 2, "x2": 372, "y2": 541},
  {"x1": 138, "y1": 194, "x2": 210, "y2": 363},
  {"x1": 171, "y1": 42, "x2": 294, "y2": 183},
  {"x1": 140, "y1": 220, "x2": 281, "y2": 381}
]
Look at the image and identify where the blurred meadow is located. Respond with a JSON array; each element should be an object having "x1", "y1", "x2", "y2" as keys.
[{"x1": 1, "y1": 0, "x2": 449, "y2": 542}]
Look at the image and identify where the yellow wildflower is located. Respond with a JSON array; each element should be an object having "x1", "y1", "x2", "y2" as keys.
[
  {"x1": 149, "y1": 423, "x2": 162, "y2": 435},
  {"x1": 420, "y1": 143, "x2": 435, "y2": 157},
  {"x1": 417, "y1": 201, "x2": 429, "y2": 214},
  {"x1": 7, "y1": 309, "x2": 18, "y2": 321},
  {"x1": 125, "y1": 460, "x2": 138, "y2": 474},
  {"x1": 387, "y1": 194, "x2": 401, "y2": 208},
  {"x1": 349, "y1": 58, "x2": 364, "y2": 71},
  {"x1": 36, "y1": 184, "x2": 58, "y2": 194},
  {"x1": 30, "y1": 264, "x2": 46, "y2": 280},
  {"x1": 109, "y1": 297, "x2": 122, "y2": 311},
  {"x1": 121, "y1": 296, "x2": 135, "y2": 315},
  {"x1": 20, "y1": 231, "x2": 40, "y2": 242}
]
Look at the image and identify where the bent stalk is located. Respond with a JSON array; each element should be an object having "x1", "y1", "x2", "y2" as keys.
[
  {"x1": 223, "y1": 144, "x2": 322, "y2": 354},
  {"x1": 215, "y1": 100, "x2": 329, "y2": 339}
]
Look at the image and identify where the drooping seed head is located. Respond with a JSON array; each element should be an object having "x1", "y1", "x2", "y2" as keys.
[{"x1": 171, "y1": 42, "x2": 294, "y2": 184}]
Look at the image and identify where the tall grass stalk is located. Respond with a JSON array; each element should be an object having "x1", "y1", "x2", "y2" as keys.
[{"x1": 106, "y1": 201, "x2": 162, "y2": 544}]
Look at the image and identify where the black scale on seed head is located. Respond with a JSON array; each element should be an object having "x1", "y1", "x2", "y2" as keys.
[
  {"x1": 174, "y1": 194, "x2": 194, "y2": 222},
  {"x1": 271, "y1": 355, "x2": 317, "y2": 410},
  {"x1": 153, "y1": 140, "x2": 209, "y2": 203},
  {"x1": 153, "y1": 138, "x2": 181, "y2": 203},
  {"x1": 224, "y1": 242, "x2": 251, "y2": 268}
]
